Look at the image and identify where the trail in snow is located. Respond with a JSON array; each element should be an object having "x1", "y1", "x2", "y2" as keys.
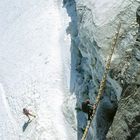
[{"x1": 0, "y1": 0, "x2": 76, "y2": 140}]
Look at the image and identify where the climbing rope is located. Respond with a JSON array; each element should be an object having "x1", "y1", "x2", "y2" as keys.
[{"x1": 81, "y1": 23, "x2": 121, "y2": 140}]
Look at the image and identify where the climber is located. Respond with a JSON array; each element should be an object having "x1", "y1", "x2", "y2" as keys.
[
  {"x1": 136, "y1": 5, "x2": 140, "y2": 25},
  {"x1": 81, "y1": 99, "x2": 96, "y2": 120},
  {"x1": 23, "y1": 108, "x2": 36, "y2": 120}
]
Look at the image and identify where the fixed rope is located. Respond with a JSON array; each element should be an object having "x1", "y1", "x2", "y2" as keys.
[{"x1": 81, "y1": 23, "x2": 121, "y2": 140}]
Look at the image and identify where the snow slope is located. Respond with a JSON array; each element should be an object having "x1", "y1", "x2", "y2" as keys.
[{"x1": 0, "y1": 0, "x2": 76, "y2": 140}]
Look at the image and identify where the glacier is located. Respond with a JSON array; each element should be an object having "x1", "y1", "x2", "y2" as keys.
[
  {"x1": 0, "y1": 0, "x2": 140, "y2": 140},
  {"x1": 0, "y1": 0, "x2": 77, "y2": 140}
]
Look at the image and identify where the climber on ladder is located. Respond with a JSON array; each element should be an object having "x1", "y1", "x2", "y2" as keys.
[{"x1": 81, "y1": 99, "x2": 96, "y2": 120}]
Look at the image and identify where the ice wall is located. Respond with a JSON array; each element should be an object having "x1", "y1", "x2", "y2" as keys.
[{"x1": 64, "y1": 0, "x2": 140, "y2": 139}]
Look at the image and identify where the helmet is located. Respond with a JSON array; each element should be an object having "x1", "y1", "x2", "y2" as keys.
[
  {"x1": 85, "y1": 99, "x2": 90, "y2": 104},
  {"x1": 23, "y1": 108, "x2": 28, "y2": 112}
]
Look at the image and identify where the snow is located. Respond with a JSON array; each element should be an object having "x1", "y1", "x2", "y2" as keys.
[
  {"x1": 93, "y1": 0, "x2": 125, "y2": 26},
  {"x1": 0, "y1": 0, "x2": 76, "y2": 140},
  {"x1": 80, "y1": 0, "x2": 133, "y2": 26},
  {"x1": 76, "y1": 0, "x2": 139, "y2": 62}
]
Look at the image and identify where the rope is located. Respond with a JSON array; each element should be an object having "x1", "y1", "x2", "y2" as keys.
[{"x1": 81, "y1": 23, "x2": 121, "y2": 140}]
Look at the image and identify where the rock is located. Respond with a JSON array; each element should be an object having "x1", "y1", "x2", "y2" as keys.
[
  {"x1": 106, "y1": 87, "x2": 140, "y2": 140},
  {"x1": 106, "y1": 7, "x2": 140, "y2": 139}
]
